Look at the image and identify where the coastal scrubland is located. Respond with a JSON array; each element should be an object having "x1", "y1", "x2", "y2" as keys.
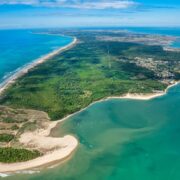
[
  {"x1": 0, "y1": 30, "x2": 179, "y2": 120},
  {"x1": 0, "y1": 106, "x2": 43, "y2": 163},
  {"x1": 0, "y1": 147, "x2": 40, "y2": 163},
  {"x1": 0, "y1": 105, "x2": 77, "y2": 166},
  {"x1": 0, "y1": 134, "x2": 14, "y2": 142}
]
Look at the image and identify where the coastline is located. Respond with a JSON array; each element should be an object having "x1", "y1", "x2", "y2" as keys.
[
  {"x1": 0, "y1": 36, "x2": 78, "y2": 174},
  {"x1": 0, "y1": 36, "x2": 77, "y2": 96},
  {"x1": 60, "y1": 81, "x2": 179, "y2": 120},
  {"x1": 106, "y1": 81, "x2": 179, "y2": 101},
  {"x1": 0, "y1": 119, "x2": 78, "y2": 173},
  {"x1": 0, "y1": 32, "x2": 179, "y2": 174},
  {"x1": 0, "y1": 81, "x2": 178, "y2": 174}
]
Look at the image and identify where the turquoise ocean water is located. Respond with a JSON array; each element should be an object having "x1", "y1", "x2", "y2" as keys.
[
  {"x1": 0, "y1": 29, "x2": 73, "y2": 83},
  {"x1": 1, "y1": 28, "x2": 180, "y2": 179}
]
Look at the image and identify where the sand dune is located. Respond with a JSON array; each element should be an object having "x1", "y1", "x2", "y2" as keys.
[{"x1": 0, "y1": 120, "x2": 78, "y2": 173}]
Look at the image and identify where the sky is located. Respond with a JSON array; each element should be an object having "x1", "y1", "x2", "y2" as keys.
[{"x1": 0, "y1": 0, "x2": 180, "y2": 29}]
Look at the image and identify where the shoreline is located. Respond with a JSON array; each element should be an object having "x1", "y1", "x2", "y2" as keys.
[
  {"x1": 0, "y1": 119, "x2": 78, "y2": 173},
  {"x1": 0, "y1": 36, "x2": 77, "y2": 96},
  {"x1": 107, "y1": 81, "x2": 179, "y2": 101},
  {"x1": 52, "y1": 80, "x2": 179, "y2": 138},
  {"x1": 0, "y1": 81, "x2": 178, "y2": 174},
  {"x1": 0, "y1": 32, "x2": 179, "y2": 174},
  {"x1": 51, "y1": 80, "x2": 179, "y2": 145},
  {"x1": 0, "y1": 36, "x2": 79, "y2": 174}
]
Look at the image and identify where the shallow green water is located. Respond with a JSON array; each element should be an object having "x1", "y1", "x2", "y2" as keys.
[{"x1": 5, "y1": 83, "x2": 180, "y2": 180}]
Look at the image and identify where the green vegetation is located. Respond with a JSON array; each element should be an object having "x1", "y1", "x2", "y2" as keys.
[
  {"x1": 2, "y1": 117, "x2": 16, "y2": 123},
  {"x1": 0, "y1": 134, "x2": 14, "y2": 142},
  {"x1": 11, "y1": 124, "x2": 19, "y2": 130},
  {"x1": 0, "y1": 30, "x2": 179, "y2": 120},
  {"x1": 0, "y1": 147, "x2": 41, "y2": 163},
  {"x1": 19, "y1": 121, "x2": 37, "y2": 134}
]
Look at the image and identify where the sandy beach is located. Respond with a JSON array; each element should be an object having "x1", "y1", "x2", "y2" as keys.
[
  {"x1": 0, "y1": 37, "x2": 77, "y2": 96},
  {"x1": 0, "y1": 106, "x2": 81, "y2": 174},
  {"x1": 106, "y1": 81, "x2": 179, "y2": 100},
  {"x1": 0, "y1": 119, "x2": 78, "y2": 173}
]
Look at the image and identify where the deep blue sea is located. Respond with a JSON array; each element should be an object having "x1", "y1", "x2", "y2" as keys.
[{"x1": 0, "y1": 29, "x2": 73, "y2": 83}]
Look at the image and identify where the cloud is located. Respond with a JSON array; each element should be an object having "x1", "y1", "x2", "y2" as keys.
[
  {"x1": 0, "y1": 0, "x2": 38, "y2": 5},
  {"x1": 0, "y1": 0, "x2": 138, "y2": 9},
  {"x1": 65, "y1": 1, "x2": 137, "y2": 9}
]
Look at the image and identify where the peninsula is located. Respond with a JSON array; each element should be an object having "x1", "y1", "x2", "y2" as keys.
[{"x1": 0, "y1": 30, "x2": 179, "y2": 173}]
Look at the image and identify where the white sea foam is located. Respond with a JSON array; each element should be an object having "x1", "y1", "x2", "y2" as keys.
[
  {"x1": 0, "y1": 170, "x2": 40, "y2": 177},
  {"x1": 0, "y1": 173, "x2": 10, "y2": 178},
  {"x1": 16, "y1": 170, "x2": 40, "y2": 174}
]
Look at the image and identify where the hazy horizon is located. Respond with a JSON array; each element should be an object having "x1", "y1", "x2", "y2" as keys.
[{"x1": 0, "y1": 0, "x2": 180, "y2": 29}]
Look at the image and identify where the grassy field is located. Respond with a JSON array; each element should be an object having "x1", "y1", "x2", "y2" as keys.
[{"x1": 0, "y1": 30, "x2": 179, "y2": 120}]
